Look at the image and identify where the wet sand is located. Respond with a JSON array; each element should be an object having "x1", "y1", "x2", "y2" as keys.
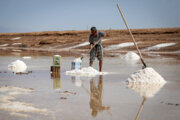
[{"x1": 0, "y1": 56, "x2": 180, "y2": 120}]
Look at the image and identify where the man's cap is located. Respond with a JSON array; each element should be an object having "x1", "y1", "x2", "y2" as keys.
[{"x1": 90, "y1": 27, "x2": 97, "y2": 31}]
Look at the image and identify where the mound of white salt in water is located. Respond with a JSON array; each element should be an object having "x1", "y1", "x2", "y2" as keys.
[
  {"x1": 127, "y1": 82, "x2": 165, "y2": 98},
  {"x1": 66, "y1": 67, "x2": 107, "y2": 77},
  {"x1": 123, "y1": 51, "x2": 140, "y2": 60},
  {"x1": 127, "y1": 67, "x2": 166, "y2": 84},
  {"x1": 8, "y1": 60, "x2": 27, "y2": 73}
]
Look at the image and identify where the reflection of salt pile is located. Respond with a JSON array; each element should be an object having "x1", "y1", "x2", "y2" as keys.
[
  {"x1": 72, "y1": 76, "x2": 82, "y2": 87},
  {"x1": 66, "y1": 67, "x2": 107, "y2": 77},
  {"x1": 123, "y1": 51, "x2": 140, "y2": 60},
  {"x1": 8, "y1": 60, "x2": 27, "y2": 73},
  {"x1": 127, "y1": 67, "x2": 166, "y2": 84},
  {"x1": 128, "y1": 83, "x2": 165, "y2": 98}
]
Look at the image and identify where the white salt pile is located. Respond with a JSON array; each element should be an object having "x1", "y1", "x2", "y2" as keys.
[
  {"x1": 104, "y1": 42, "x2": 135, "y2": 50},
  {"x1": 0, "y1": 44, "x2": 8, "y2": 47},
  {"x1": 12, "y1": 50, "x2": 22, "y2": 52},
  {"x1": 73, "y1": 57, "x2": 82, "y2": 63},
  {"x1": 66, "y1": 67, "x2": 107, "y2": 77},
  {"x1": 127, "y1": 82, "x2": 166, "y2": 98},
  {"x1": 127, "y1": 67, "x2": 166, "y2": 84},
  {"x1": 123, "y1": 51, "x2": 140, "y2": 60},
  {"x1": 8, "y1": 60, "x2": 27, "y2": 73},
  {"x1": 12, "y1": 43, "x2": 22, "y2": 46},
  {"x1": 143, "y1": 43, "x2": 176, "y2": 51},
  {"x1": 23, "y1": 56, "x2": 32, "y2": 59},
  {"x1": 65, "y1": 39, "x2": 109, "y2": 50},
  {"x1": 11, "y1": 37, "x2": 21, "y2": 40}
]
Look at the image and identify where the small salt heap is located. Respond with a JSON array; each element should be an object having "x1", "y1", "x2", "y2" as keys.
[
  {"x1": 123, "y1": 51, "x2": 140, "y2": 60},
  {"x1": 127, "y1": 67, "x2": 166, "y2": 84},
  {"x1": 8, "y1": 60, "x2": 27, "y2": 73},
  {"x1": 66, "y1": 67, "x2": 106, "y2": 77}
]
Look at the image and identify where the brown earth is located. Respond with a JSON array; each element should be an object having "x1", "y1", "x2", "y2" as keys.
[{"x1": 0, "y1": 28, "x2": 180, "y2": 59}]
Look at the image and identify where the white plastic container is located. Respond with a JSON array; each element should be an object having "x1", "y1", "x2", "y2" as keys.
[{"x1": 71, "y1": 62, "x2": 81, "y2": 70}]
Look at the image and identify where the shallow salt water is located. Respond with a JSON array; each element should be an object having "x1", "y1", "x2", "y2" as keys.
[{"x1": 0, "y1": 56, "x2": 180, "y2": 120}]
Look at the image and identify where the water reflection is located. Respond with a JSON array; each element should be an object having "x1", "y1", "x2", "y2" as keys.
[
  {"x1": 90, "y1": 75, "x2": 110, "y2": 117},
  {"x1": 127, "y1": 82, "x2": 166, "y2": 120},
  {"x1": 77, "y1": 75, "x2": 110, "y2": 117},
  {"x1": 71, "y1": 76, "x2": 82, "y2": 87},
  {"x1": 51, "y1": 68, "x2": 61, "y2": 89}
]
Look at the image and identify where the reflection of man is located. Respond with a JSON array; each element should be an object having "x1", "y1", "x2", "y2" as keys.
[{"x1": 90, "y1": 75, "x2": 110, "y2": 117}]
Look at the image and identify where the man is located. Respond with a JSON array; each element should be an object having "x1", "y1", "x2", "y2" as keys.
[{"x1": 89, "y1": 27, "x2": 106, "y2": 72}]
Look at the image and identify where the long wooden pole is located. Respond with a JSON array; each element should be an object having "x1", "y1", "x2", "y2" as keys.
[
  {"x1": 135, "y1": 97, "x2": 146, "y2": 120},
  {"x1": 116, "y1": 3, "x2": 147, "y2": 68}
]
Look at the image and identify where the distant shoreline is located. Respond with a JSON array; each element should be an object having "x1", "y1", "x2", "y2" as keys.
[{"x1": 0, "y1": 28, "x2": 180, "y2": 59}]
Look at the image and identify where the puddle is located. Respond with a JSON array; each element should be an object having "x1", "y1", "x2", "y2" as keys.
[{"x1": 0, "y1": 56, "x2": 180, "y2": 120}]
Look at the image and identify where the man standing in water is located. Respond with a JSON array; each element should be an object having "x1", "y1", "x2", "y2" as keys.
[{"x1": 89, "y1": 27, "x2": 106, "y2": 72}]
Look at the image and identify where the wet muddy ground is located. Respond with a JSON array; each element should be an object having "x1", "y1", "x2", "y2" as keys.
[{"x1": 0, "y1": 56, "x2": 180, "y2": 120}]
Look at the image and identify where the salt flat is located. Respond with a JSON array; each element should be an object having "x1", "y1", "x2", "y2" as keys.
[{"x1": 0, "y1": 56, "x2": 179, "y2": 120}]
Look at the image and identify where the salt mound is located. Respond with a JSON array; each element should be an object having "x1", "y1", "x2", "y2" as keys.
[
  {"x1": 123, "y1": 51, "x2": 140, "y2": 60},
  {"x1": 127, "y1": 67, "x2": 166, "y2": 84},
  {"x1": 66, "y1": 67, "x2": 106, "y2": 77},
  {"x1": 8, "y1": 60, "x2": 27, "y2": 73},
  {"x1": 22, "y1": 56, "x2": 31, "y2": 59},
  {"x1": 144, "y1": 43, "x2": 176, "y2": 51},
  {"x1": 127, "y1": 83, "x2": 165, "y2": 98}
]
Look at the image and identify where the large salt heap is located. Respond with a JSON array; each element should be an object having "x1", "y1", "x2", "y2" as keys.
[
  {"x1": 127, "y1": 67, "x2": 166, "y2": 84},
  {"x1": 8, "y1": 60, "x2": 27, "y2": 73}
]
